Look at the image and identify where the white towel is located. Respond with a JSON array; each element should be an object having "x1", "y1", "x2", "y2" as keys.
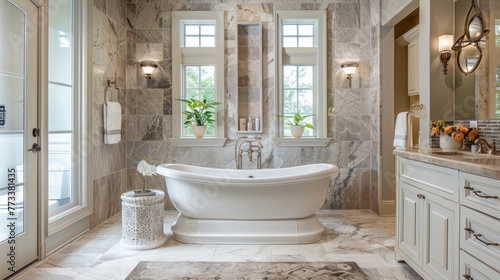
[
  {"x1": 104, "y1": 101, "x2": 122, "y2": 144},
  {"x1": 393, "y1": 112, "x2": 408, "y2": 149}
]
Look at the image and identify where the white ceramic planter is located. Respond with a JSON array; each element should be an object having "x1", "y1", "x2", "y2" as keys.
[
  {"x1": 439, "y1": 134, "x2": 463, "y2": 150},
  {"x1": 192, "y1": 125, "x2": 207, "y2": 138},
  {"x1": 290, "y1": 126, "x2": 305, "y2": 138}
]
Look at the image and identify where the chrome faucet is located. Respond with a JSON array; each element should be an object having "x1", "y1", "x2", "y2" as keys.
[
  {"x1": 474, "y1": 137, "x2": 496, "y2": 155},
  {"x1": 235, "y1": 136, "x2": 263, "y2": 169}
]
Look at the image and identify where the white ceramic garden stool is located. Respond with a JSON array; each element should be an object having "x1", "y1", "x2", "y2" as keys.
[{"x1": 120, "y1": 189, "x2": 166, "y2": 250}]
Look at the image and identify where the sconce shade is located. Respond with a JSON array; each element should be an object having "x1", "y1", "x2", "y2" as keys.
[
  {"x1": 438, "y1": 34, "x2": 453, "y2": 52},
  {"x1": 341, "y1": 63, "x2": 358, "y2": 75},
  {"x1": 140, "y1": 62, "x2": 158, "y2": 75}
]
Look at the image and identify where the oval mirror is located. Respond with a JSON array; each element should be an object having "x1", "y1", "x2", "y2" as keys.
[
  {"x1": 467, "y1": 15, "x2": 486, "y2": 41},
  {"x1": 456, "y1": 43, "x2": 482, "y2": 75}
]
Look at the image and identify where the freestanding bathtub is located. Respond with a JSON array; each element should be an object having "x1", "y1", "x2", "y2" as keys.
[{"x1": 156, "y1": 163, "x2": 339, "y2": 244}]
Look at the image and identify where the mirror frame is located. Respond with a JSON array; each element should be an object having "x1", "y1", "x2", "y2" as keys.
[
  {"x1": 452, "y1": 0, "x2": 489, "y2": 75},
  {"x1": 456, "y1": 43, "x2": 482, "y2": 75}
]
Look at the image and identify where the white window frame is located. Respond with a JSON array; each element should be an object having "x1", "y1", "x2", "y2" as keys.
[
  {"x1": 274, "y1": 11, "x2": 330, "y2": 147},
  {"x1": 42, "y1": 0, "x2": 92, "y2": 254},
  {"x1": 171, "y1": 11, "x2": 226, "y2": 147}
]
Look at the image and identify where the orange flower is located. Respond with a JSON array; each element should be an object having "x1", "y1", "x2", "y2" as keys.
[
  {"x1": 458, "y1": 125, "x2": 469, "y2": 134},
  {"x1": 467, "y1": 128, "x2": 477, "y2": 141},
  {"x1": 431, "y1": 126, "x2": 440, "y2": 136},
  {"x1": 442, "y1": 126, "x2": 453, "y2": 135},
  {"x1": 452, "y1": 131, "x2": 464, "y2": 141}
]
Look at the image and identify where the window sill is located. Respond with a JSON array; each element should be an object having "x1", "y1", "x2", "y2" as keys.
[
  {"x1": 273, "y1": 138, "x2": 331, "y2": 147},
  {"x1": 169, "y1": 138, "x2": 227, "y2": 147}
]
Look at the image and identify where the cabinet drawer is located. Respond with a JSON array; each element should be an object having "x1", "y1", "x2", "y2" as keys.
[
  {"x1": 399, "y1": 158, "x2": 459, "y2": 202},
  {"x1": 460, "y1": 172, "x2": 500, "y2": 218},
  {"x1": 461, "y1": 206, "x2": 500, "y2": 270},
  {"x1": 460, "y1": 250, "x2": 500, "y2": 280}
]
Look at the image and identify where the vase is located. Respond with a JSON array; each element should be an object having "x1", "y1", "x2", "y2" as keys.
[
  {"x1": 290, "y1": 126, "x2": 305, "y2": 138},
  {"x1": 439, "y1": 134, "x2": 463, "y2": 150},
  {"x1": 192, "y1": 125, "x2": 207, "y2": 138}
]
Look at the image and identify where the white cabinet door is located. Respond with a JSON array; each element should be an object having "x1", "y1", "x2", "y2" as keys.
[
  {"x1": 423, "y1": 191, "x2": 459, "y2": 280},
  {"x1": 398, "y1": 181, "x2": 422, "y2": 266},
  {"x1": 408, "y1": 38, "x2": 419, "y2": 95}
]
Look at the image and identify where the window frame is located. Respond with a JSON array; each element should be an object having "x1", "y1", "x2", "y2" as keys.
[
  {"x1": 274, "y1": 11, "x2": 330, "y2": 146},
  {"x1": 42, "y1": 0, "x2": 92, "y2": 244},
  {"x1": 171, "y1": 11, "x2": 226, "y2": 147}
]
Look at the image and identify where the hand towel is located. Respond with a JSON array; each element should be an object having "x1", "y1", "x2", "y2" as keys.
[
  {"x1": 393, "y1": 112, "x2": 408, "y2": 149},
  {"x1": 104, "y1": 101, "x2": 122, "y2": 144}
]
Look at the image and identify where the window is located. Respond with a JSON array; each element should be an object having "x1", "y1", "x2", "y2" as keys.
[
  {"x1": 184, "y1": 65, "x2": 216, "y2": 137},
  {"x1": 46, "y1": 0, "x2": 91, "y2": 235},
  {"x1": 275, "y1": 11, "x2": 329, "y2": 146},
  {"x1": 184, "y1": 24, "x2": 215, "y2": 47},
  {"x1": 283, "y1": 65, "x2": 315, "y2": 137},
  {"x1": 171, "y1": 11, "x2": 225, "y2": 146},
  {"x1": 282, "y1": 24, "x2": 314, "y2": 47}
]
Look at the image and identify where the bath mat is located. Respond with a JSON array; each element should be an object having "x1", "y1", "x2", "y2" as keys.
[{"x1": 125, "y1": 261, "x2": 370, "y2": 279}]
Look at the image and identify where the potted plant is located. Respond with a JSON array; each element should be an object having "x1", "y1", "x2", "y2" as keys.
[
  {"x1": 177, "y1": 98, "x2": 221, "y2": 138},
  {"x1": 279, "y1": 111, "x2": 315, "y2": 138}
]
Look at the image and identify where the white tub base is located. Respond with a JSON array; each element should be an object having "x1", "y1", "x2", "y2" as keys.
[{"x1": 171, "y1": 214, "x2": 324, "y2": 244}]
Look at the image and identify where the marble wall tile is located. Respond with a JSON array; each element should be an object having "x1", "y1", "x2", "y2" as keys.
[
  {"x1": 137, "y1": 115, "x2": 164, "y2": 140},
  {"x1": 334, "y1": 3, "x2": 360, "y2": 29},
  {"x1": 136, "y1": 89, "x2": 163, "y2": 115},
  {"x1": 136, "y1": 3, "x2": 162, "y2": 29}
]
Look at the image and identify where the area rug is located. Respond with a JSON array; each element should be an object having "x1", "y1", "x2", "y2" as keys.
[{"x1": 125, "y1": 261, "x2": 370, "y2": 280}]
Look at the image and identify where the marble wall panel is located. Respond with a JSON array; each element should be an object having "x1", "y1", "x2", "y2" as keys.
[
  {"x1": 91, "y1": 0, "x2": 131, "y2": 229},
  {"x1": 119, "y1": 0, "x2": 381, "y2": 213}
]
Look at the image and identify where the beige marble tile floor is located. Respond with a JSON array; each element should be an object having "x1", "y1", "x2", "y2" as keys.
[{"x1": 12, "y1": 210, "x2": 422, "y2": 280}]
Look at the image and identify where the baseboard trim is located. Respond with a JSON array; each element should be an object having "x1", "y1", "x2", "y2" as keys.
[{"x1": 379, "y1": 200, "x2": 396, "y2": 216}]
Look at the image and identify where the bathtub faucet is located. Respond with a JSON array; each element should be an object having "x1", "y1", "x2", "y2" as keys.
[{"x1": 235, "y1": 136, "x2": 263, "y2": 169}]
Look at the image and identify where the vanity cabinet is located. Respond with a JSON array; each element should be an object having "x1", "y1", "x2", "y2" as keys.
[
  {"x1": 396, "y1": 156, "x2": 500, "y2": 280},
  {"x1": 396, "y1": 158, "x2": 459, "y2": 280},
  {"x1": 460, "y1": 172, "x2": 500, "y2": 280}
]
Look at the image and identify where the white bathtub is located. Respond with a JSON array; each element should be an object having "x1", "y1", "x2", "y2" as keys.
[{"x1": 156, "y1": 163, "x2": 339, "y2": 244}]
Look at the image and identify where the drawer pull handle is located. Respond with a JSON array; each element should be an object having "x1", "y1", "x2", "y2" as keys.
[
  {"x1": 472, "y1": 190, "x2": 498, "y2": 199},
  {"x1": 464, "y1": 186, "x2": 474, "y2": 191},
  {"x1": 417, "y1": 194, "x2": 425, "y2": 199},
  {"x1": 473, "y1": 233, "x2": 499, "y2": 246},
  {"x1": 463, "y1": 275, "x2": 473, "y2": 280},
  {"x1": 464, "y1": 227, "x2": 475, "y2": 234}
]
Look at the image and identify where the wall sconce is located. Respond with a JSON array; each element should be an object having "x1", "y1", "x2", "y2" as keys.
[
  {"x1": 438, "y1": 35, "x2": 453, "y2": 75},
  {"x1": 140, "y1": 61, "x2": 158, "y2": 87},
  {"x1": 340, "y1": 63, "x2": 358, "y2": 89}
]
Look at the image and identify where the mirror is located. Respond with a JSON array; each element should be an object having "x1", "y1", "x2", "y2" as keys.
[
  {"x1": 456, "y1": 43, "x2": 482, "y2": 75},
  {"x1": 468, "y1": 15, "x2": 486, "y2": 40},
  {"x1": 454, "y1": 0, "x2": 500, "y2": 120}
]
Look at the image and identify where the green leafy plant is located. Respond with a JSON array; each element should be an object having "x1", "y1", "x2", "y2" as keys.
[
  {"x1": 279, "y1": 111, "x2": 315, "y2": 129},
  {"x1": 177, "y1": 98, "x2": 221, "y2": 126}
]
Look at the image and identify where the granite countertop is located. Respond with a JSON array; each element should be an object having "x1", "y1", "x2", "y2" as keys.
[{"x1": 393, "y1": 148, "x2": 500, "y2": 180}]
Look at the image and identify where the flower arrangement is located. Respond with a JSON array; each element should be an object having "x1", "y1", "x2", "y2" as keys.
[
  {"x1": 430, "y1": 120, "x2": 478, "y2": 142},
  {"x1": 135, "y1": 158, "x2": 157, "y2": 196}
]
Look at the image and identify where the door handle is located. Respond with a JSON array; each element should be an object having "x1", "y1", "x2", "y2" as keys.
[{"x1": 27, "y1": 143, "x2": 41, "y2": 153}]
